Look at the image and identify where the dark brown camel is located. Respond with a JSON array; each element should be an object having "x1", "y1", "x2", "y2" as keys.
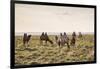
[
  {"x1": 72, "y1": 32, "x2": 76, "y2": 38},
  {"x1": 78, "y1": 32, "x2": 82, "y2": 38},
  {"x1": 23, "y1": 33, "x2": 31, "y2": 48},
  {"x1": 70, "y1": 35, "x2": 76, "y2": 46},
  {"x1": 40, "y1": 32, "x2": 53, "y2": 45}
]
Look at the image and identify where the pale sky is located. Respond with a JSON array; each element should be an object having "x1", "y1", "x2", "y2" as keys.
[{"x1": 15, "y1": 4, "x2": 94, "y2": 33}]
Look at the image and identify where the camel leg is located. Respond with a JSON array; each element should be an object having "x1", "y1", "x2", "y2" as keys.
[
  {"x1": 23, "y1": 41, "x2": 25, "y2": 46},
  {"x1": 45, "y1": 40, "x2": 47, "y2": 45},
  {"x1": 26, "y1": 42, "x2": 28, "y2": 48},
  {"x1": 58, "y1": 41, "x2": 60, "y2": 47},
  {"x1": 23, "y1": 41, "x2": 27, "y2": 49},
  {"x1": 67, "y1": 42, "x2": 70, "y2": 48}
]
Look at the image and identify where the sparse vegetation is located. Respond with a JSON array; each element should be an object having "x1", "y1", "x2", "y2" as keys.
[{"x1": 15, "y1": 34, "x2": 94, "y2": 66}]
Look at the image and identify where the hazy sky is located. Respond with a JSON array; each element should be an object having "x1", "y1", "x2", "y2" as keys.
[{"x1": 15, "y1": 4, "x2": 94, "y2": 33}]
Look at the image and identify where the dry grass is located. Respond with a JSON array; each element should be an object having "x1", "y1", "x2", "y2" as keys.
[{"x1": 15, "y1": 34, "x2": 94, "y2": 66}]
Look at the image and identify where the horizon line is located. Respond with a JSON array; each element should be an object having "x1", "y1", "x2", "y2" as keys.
[{"x1": 15, "y1": 32, "x2": 94, "y2": 36}]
